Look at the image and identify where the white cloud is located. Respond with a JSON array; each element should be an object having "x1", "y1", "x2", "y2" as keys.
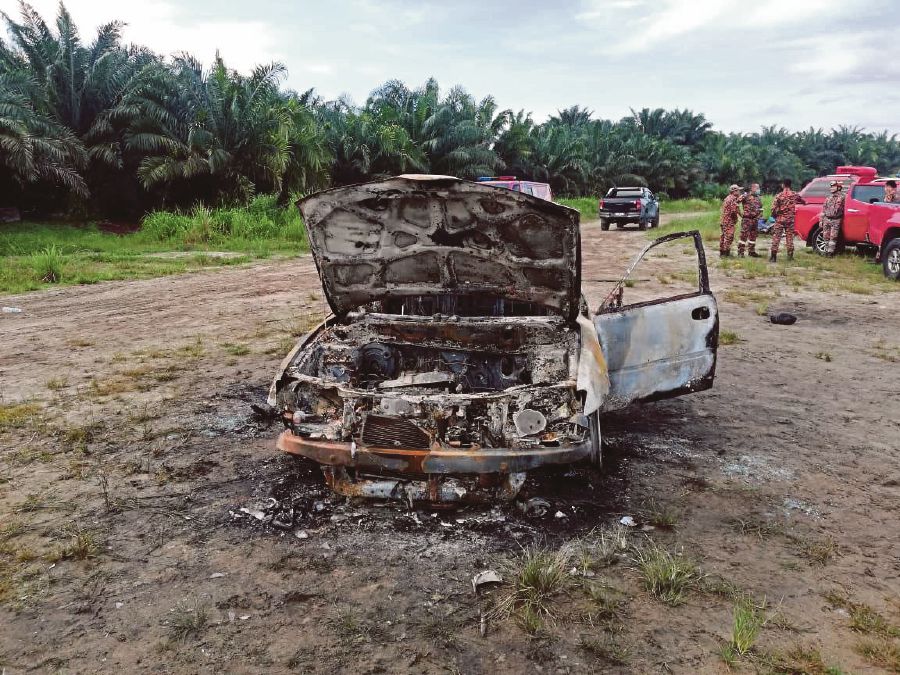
[
  {"x1": 0, "y1": 0, "x2": 284, "y2": 73},
  {"x1": 578, "y1": 0, "x2": 860, "y2": 53},
  {"x1": 304, "y1": 63, "x2": 334, "y2": 75}
]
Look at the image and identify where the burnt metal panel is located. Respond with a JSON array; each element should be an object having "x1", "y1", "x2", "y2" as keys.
[{"x1": 298, "y1": 175, "x2": 581, "y2": 320}]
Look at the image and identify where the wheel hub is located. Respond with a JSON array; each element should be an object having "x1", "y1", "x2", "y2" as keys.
[{"x1": 888, "y1": 249, "x2": 900, "y2": 275}]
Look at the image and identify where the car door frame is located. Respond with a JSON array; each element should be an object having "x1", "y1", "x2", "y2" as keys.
[
  {"x1": 593, "y1": 230, "x2": 718, "y2": 412},
  {"x1": 845, "y1": 184, "x2": 883, "y2": 241}
]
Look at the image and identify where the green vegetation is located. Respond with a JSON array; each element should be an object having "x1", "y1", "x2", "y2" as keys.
[
  {"x1": 167, "y1": 599, "x2": 209, "y2": 642},
  {"x1": 730, "y1": 595, "x2": 766, "y2": 655},
  {"x1": 558, "y1": 197, "x2": 598, "y2": 220},
  {"x1": 497, "y1": 545, "x2": 573, "y2": 632},
  {"x1": 0, "y1": 196, "x2": 306, "y2": 293},
  {"x1": 0, "y1": 403, "x2": 41, "y2": 432},
  {"x1": 632, "y1": 542, "x2": 702, "y2": 606},
  {"x1": 719, "y1": 330, "x2": 740, "y2": 345},
  {"x1": 2, "y1": 3, "x2": 899, "y2": 220}
]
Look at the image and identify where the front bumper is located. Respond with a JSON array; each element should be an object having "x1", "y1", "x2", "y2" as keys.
[{"x1": 276, "y1": 430, "x2": 591, "y2": 475}]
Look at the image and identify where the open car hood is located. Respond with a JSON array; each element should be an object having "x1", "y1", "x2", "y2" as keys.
[{"x1": 298, "y1": 175, "x2": 581, "y2": 320}]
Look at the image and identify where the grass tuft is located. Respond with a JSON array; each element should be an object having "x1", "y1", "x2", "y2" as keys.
[
  {"x1": 632, "y1": 541, "x2": 702, "y2": 606},
  {"x1": 730, "y1": 595, "x2": 766, "y2": 655},
  {"x1": 719, "y1": 330, "x2": 739, "y2": 346},
  {"x1": 168, "y1": 599, "x2": 209, "y2": 642},
  {"x1": 31, "y1": 244, "x2": 63, "y2": 283},
  {"x1": 579, "y1": 634, "x2": 629, "y2": 665},
  {"x1": 0, "y1": 402, "x2": 41, "y2": 432},
  {"x1": 496, "y1": 544, "x2": 572, "y2": 631}
]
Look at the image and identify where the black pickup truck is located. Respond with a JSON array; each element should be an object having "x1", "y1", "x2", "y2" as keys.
[{"x1": 598, "y1": 187, "x2": 660, "y2": 230}]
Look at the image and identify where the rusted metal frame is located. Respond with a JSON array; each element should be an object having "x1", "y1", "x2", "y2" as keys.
[
  {"x1": 322, "y1": 467, "x2": 526, "y2": 504},
  {"x1": 597, "y1": 230, "x2": 709, "y2": 313},
  {"x1": 276, "y1": 430, "x2": 591, "y2": 474}
]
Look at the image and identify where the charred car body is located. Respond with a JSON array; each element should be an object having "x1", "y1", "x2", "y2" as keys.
[{"x1": 269, "y1": 175, "x2": 719, "y2": 503}]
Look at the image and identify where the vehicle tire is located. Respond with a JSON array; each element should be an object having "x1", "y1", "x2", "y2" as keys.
[
  {"x1": 652, "y1": 213, "x2": 660, "y2": 228},
  {"x1": 600, "y1": 219, "x2": 609, "y2": 231},
  {"x1": 883, "y1": 238, "x2": 900, "y2": 280},
  {"x1": 638, "y1": 218, "x2": 647, "y2": 231},
  {"x1": 811, "y1": 225, "x2": 846, "y2": 255},
  {"x1": 811, "y1": 226, "x2": 828, "y2": 256},
  {"x1": 588, "y1": 410, "x2": 602, "y2": 468}
]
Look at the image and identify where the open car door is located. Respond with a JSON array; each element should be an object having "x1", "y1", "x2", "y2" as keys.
[{"x1": 594, "y1": 231, "x2": 718, "y2": 412}]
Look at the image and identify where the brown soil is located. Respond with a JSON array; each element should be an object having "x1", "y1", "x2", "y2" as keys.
[{"x1": 1, "y1": 215, "x2": 898, "y2": 674}]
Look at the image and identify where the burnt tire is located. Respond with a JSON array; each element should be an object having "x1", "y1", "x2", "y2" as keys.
[
  {"x1": 600, "y1": 219, "x2": 610, "y2": 231},
  {"x1": 883, "y1": 238, "x2": 900, "y2": 280},
  {"x1": 588, "y1": 410, "x2": 602, "y2": 468}
]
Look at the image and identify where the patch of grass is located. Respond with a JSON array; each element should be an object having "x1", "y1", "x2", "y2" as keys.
[
  {"x1": 50, "y1": 527, "x2": 100, "y2": 562},
  {"x1": 719, "y1": 643, "x2": 738, "y2": 669},
  {"x1": 643, "y1": 500, "x2": 678, "y2": 529},
  {"x1": 721, "y1": 289, "x2": 773, "y2": 307},
  {"x1": 496, "y1": 545, "x2": 572, "y2": 631},
  {"x1": 327, "y1": 606, "x2": 387, "y2": 644},
  {"x1": 574, "y1": 525, "x2": 630, "y2": 572},
  {"x1": 46, "y1": 376, "x2": 69, "y2": 391},
  {"x1": 660, "y1": 197, "x2": 721, "y2": 213},
  {"x1": 557, "y1": 197, "x2": 598, "y2": 220},
  {"x1": 720, "y1": 330, "x2": 739, "y2": 345},
  {"x1": 850, "y1": 604, "x2": 900, "y2": 637},
  {"x1": 632, "y1": 541, "x2": 702, "y2": 606},
  {"x1": 0, "y1": 520, "x2": 26, "y2": 543},
  {"x1": 167, "y1": 599, "x2": 209, "y2": 642},
  {"x1": 65, "y1": 337, "x2": 94, "y2": 347},
  {"x1": 765, "y1": 645, "x2": 847, "y2": 674},
  {"x1": 222, "y1": 342, "x2": 251, "y2": 356},
  {"x1": 793, "y1": 535, "x2": 838, "y2": 566},
  {"x1": 578, "y1": 634, "x2": 629, "y2": 665},
  {"x1": 701, "y1": 576, "x2": 742, "y2": 601},
  {"x1": 730, "y1": 595, "x2": 766, "y2": 655},
  {"x1": 814, "y1": 351, "x2": 832, "y2": 362},
  {"x1": 89, "y1": 376, "x2": 137, "y2": 397},
  {"x1": 855, "y1": 638, "x2": 900, "y2": 672},
  {"x1": 60, "y1": 421, "x2": 104, "y2": 450},
  {"x1": 0, "y1": 402, "x2": 41, "y2": 432},
  {"x1": 31, "y1": 244, "x2": 63, "y2": 283},
  {"x1": 730, "y1": 517, "x2": 784, "y2": 541},
  {"x1": 826, "y1": 592, "x2": 900, "y2": 639},
  {"x1": 0, "y1": 200, "x2": 306, "y2": 294},
  {"x1": 266, "y1": 336, "x2": 298, "y2": 356},
  {"x1": 583, "y1": 583, "x2": 625, "y2": 626},
  {"x1": 870, "y1": 339, "x2": 900, "y2": 363},
  {"x1": 173, "y1": 337, "x2": 206, "y2": 359}
]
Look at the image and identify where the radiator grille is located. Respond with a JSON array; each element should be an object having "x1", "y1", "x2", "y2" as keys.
[{"x1": 361, "y1": 414, "x2": 430, "y2": 450}]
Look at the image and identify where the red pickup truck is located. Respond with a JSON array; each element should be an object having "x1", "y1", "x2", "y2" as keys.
[{"x1": 796, "y1": 166, "x2": 900, "y2": 280}]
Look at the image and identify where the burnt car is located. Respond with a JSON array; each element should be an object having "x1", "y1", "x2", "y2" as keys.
[{"x1": 269, "y1": 175, "x2": 719, "y2": 503}]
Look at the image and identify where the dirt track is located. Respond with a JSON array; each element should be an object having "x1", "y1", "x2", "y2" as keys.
[{"x1": 1, "y1": 215, "x2": 899, "y2": 674}]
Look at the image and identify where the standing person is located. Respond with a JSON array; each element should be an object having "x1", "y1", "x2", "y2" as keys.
[
  {"x1": 719, "y1": 184, "x2": 742, "y2": 257},
  {"x1": 884, "y1": 179, "x2": 897, "y2": 203},
  {"x1": 737, "y1": 183, "x2": 762, "y2": 257},
  {"x1": 820, "y1": 181, "x2": 845, "y2": 257},
  {"x1": 769, "y1": 178, "x2": 806, "y2": 263}
]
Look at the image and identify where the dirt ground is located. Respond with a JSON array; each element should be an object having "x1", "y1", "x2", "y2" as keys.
[{"x1": 1, "y1": 213, "x2": 898, "y2": 674}]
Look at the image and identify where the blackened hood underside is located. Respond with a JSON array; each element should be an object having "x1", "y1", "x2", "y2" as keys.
[{"x1": 298, "y1": 175, "x2": 581, "y2": 320}]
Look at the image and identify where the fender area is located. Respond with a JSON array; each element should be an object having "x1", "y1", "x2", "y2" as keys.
[{"x1": 880, "y1": 227, "x2": 900, "y2": 253}]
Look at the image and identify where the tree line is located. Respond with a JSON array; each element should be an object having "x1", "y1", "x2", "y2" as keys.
[{"x1": 3, "y1": 3, "x2": 900, "y2": 218}]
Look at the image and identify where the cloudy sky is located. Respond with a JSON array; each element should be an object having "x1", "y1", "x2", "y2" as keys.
[{"x1": 3, "y1": 0, "x2": 899, "y2": 133}]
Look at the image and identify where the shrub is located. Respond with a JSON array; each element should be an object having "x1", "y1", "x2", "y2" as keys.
[{"x1": 31, "y1": 244, "x2": 63, "y2": 283}]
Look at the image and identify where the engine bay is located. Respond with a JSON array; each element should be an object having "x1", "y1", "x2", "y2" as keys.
[{"x1": 270, "y1": 304, "x2": 588, "y2": 455}]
